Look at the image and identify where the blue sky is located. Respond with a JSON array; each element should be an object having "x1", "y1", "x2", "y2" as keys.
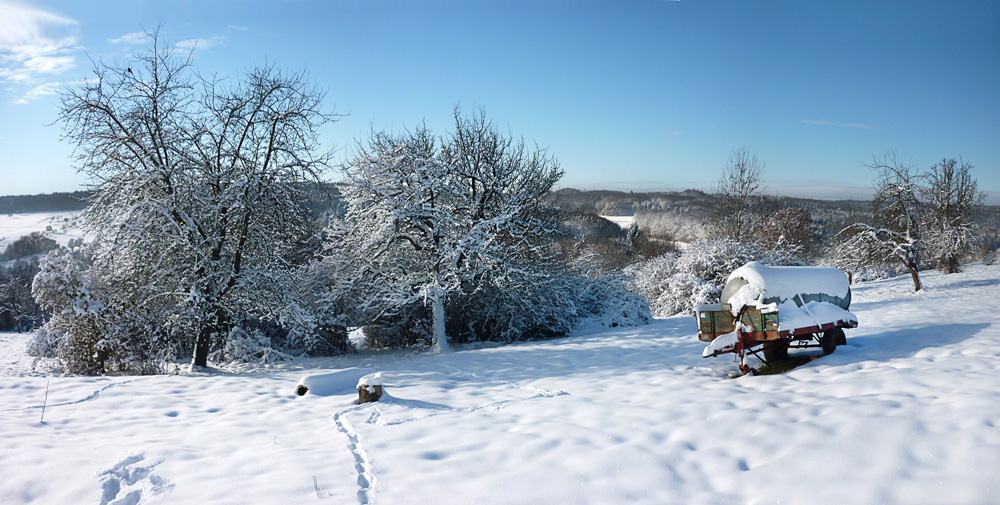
[{"x1": 1, "y1": 0, "x2": 998, "y2": 203}]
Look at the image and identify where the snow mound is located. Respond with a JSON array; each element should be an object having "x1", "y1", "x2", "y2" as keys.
[{"x1": 295, "y1": 367, "x2": 375, "y2": 396}]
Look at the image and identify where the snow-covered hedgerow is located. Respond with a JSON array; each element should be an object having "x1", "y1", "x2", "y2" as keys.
[
  {"x1": 626, "y1": 238, "x2": 806, "y2": 317},
  {"x1": 357, "y1": 265, "x2": 651, "y2": 349}
]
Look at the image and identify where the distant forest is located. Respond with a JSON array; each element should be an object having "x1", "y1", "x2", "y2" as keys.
[
  {"x1": 0, "y1": 191, "x2": 91, "y2": 214},
  {"x1": 4, "y1": 187, "x2": 997, "y2": 244}
]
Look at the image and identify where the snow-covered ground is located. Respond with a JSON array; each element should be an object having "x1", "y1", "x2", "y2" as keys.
[
  {"x1": 0, "y1": 211, "x2": 84, "y2": 251},
  {"x1": 2, "y1": 265, "x2": 999, "y2": 504},
  {"x1": 598, "y1": 214, "x2": 634, "y2": 229}
]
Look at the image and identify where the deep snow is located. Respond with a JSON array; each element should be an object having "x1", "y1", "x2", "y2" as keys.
[{"x1": 2, "y1": 265, "x2": 999, "y2": 504}]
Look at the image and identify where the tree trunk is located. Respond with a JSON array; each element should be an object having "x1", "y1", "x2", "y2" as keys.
[
  {"x1": 941, "y1": 256, "x2": 958, "y2": 274},
  {"x1": 192, "y1": 306, "x2": 227, "y2": 369},
  {"x1": 907, "y1": 263, "x2": 922, "y2": 292},
  {"x1": 430, "y1": 293, "x2": 450, "y2": 352},
  {"x1": 192, "y1": 325, "x2": 212, "y2": 369}
]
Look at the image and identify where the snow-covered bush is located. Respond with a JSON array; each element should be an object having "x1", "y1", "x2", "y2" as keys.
[
  {"x1": 25, "y1": 325, "x2": 59, "y2": 359},
  {"x1": 362, "y1": 305, "x2": 433, "y2": 349},
  {"x1": 573, "y1": 272, "x2": 652, "y2": 328},
  {"x1": 215, "y1": 326, "x2": 291, "y2": 365},
  {"x1": 30, "y1": 248, "x2": 109, "y2": 374},
  {"x1": 353, "y1": 262, "x2": 650, "y2": 349},
  {"x1": 626, "y1": 238, "x2": 806, "y2": 317},
  {"x1": 30, "y1": 247, "x2": 171, "y2": 374}
]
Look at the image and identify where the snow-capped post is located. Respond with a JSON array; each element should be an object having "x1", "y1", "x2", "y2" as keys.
[{"x1": 357, "y1": 372, "x2": 383, "y2": 404}]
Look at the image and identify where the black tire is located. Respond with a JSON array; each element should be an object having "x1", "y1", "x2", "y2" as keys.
[
  {"x1": 820, "y1": 328, "x2": 842, "y2": 355},
  {"x1": 763, "y1": 340, "x2": 789, "y2": 362}
]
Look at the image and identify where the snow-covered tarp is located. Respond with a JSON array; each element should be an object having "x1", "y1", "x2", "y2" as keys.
[
  {"x1": 722, "y1": 261, "x2": 852, "y2": 310},
  {"x1": 721, "y1": 261, "x2": 857, "y2": 334}
]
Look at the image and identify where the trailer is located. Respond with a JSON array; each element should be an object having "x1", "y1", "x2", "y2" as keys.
[{"x1": 696, "y1": 261, "x2": 858, "y2": 374}]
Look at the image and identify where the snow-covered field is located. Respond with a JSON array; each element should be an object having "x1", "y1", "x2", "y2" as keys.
[
  {"x1": 2, "y1": 265, "x2": 999, "y2": 504},
  {"x1": 598, "y1": 215, "x2": 634, "y2": 229},
  {"x1": 0, "y1": 212, "x2": 84, "y2": 251}
]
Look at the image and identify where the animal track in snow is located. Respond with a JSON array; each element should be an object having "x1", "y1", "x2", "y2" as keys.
[
  {"x1": 2, "y1": 378, "x2": 150, "y2": 414},
  {"x1": 98, "y1": 454, "x2": 171, "y2": 505},
  {"x1": 333, "y1": 408, "x2": 377, "y2": 504}
]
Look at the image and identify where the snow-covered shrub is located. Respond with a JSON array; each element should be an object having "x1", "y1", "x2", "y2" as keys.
[
  {"x1": 30, "y1": 248, "x2": 110, "y2": 374},
  {"x1": 286, "y1": 320, "x2": 352, "y2": 357},
  {"x1": 216, "y1": 326, "x2": 291, "y2": 364},
  {"x1": 573, "y1": 272, "x2": 652, "y2": 328},
  {"x1": 30, "y1": 247, "x2": 177, "y2": 374},
  {"x1": 362, "y1": 305, "x2": 433, "y2": 349},
  {"x1": 25, "y1": 325, "x2": 59, "y2": 358},
  {"x1": 626, "y1": 238, "x2": 807, "y2": 317}
]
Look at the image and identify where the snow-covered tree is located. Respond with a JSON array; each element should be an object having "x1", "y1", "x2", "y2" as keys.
[
  {"x1": 331, "y1": 109, "x2": 564, "y2": 351},
  {"x1": 761, "y1": 207, "x2": 816, "y2": 256},
  {"x1": 921, "y1": 158, "x2": 984, "y2": 273},
  {"x1": 835, "y1": 151, "x2": 924, "y2": 291},
  {"x1": 709, "y1": 147, "x2": 770, "y2": 243},
  {"x1": 55, "y1": 30, "x2": 336, "y2": 369},
  {"x1": 831, "y1": 223, "x2": 921, "y2": 287}
]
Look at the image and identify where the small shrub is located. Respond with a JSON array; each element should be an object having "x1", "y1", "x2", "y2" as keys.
[{"x1": 627, "y1": 238, "x2": 807, "y2": 317}]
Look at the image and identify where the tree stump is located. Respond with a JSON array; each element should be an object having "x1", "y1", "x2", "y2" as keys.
[
  {"x1": 357, "y1": 372, "x2": 383, "y2": 404},
  {"x1": 358, "y1": 384, "x2": 383, "y2": 404}
]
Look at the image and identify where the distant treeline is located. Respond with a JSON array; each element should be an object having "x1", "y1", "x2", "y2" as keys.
[
  {"x1": 4, "y1": 186, "x2": 996, "y2": 235},
  {"x1": 548, "y1": 188, "x2": 999, "y2": 247},
  {"x1": 0, "y1": 191, "x2": 91, "y2": 214},
  {"x1": 0, "y1": 185, "x2": 347, "y2": 218}
]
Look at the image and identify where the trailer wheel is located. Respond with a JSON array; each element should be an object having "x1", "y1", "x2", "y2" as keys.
[
  {"x1": 763, "y1": 340, "x2": 788, "y2": 362},
  {"x1": 820, "y1": 329, "x2": 842, "y2": 355}
]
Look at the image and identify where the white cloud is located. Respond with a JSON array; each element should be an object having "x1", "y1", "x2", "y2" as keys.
[
  {"x1": 10, "y1": 80, "x2": 61, "y2": 104},
  {"x1": 108, "y1": 31, "x2": 148, "y2": 45},
  {"x1": 175, "y1": 37, "x2": 223, "y2": 53},
  {"x1": 0, "y1": 1, "x2": 79, "y2": 97},
  {"x1": 666, "y1": 130, "x2": 684, "y2": 136}
]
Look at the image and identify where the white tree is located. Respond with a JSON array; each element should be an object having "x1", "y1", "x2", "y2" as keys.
[
  {"x1": 55, "y1": 30, "x2": 335, "y2": 369},
  {"x1": 921, "y1": 158, "x2": 984, "y2": 273},
  {"x1": 333, "y1": 109, "x2": 563, "y2": 351}
]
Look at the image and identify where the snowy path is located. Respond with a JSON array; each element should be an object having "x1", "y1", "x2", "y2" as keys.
[{"x1": 2, "y1": 265, "x2": 999, "y2": 504}]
